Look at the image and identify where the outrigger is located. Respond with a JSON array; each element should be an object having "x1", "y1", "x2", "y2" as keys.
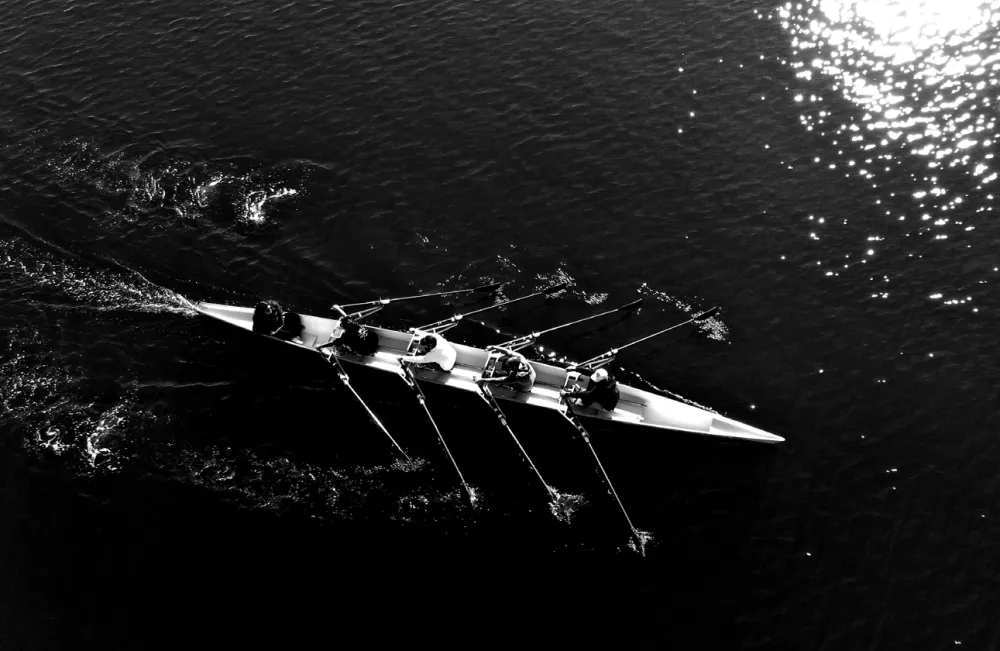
[{"x1": 193, "y1": 283, "x2": 783, "y2": 551}]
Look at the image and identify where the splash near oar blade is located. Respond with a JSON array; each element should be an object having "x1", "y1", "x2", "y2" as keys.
[
  {"x1": 474, "y1": 383, "x2": 578, "y2": 521},
  {"x1": 558, "y1": 396, "x2": 647, "y2": 555},
  {"x1": 501, "y1": 297, "x2": 645, "y2": 350},
  {"x1": 398, "y1": 363, "x2": 477, "y2": 506},
  {"x1": 548, "y1": 489, "x2": 586, "y2": 525},
  {"x1": 574, "y1": 305, "x2": 722, "y2": 371}
]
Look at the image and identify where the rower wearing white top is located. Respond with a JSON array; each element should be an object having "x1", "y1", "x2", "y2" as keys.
[{"x1": 399, "y1": 333, "x2": 457, "y2": 372}]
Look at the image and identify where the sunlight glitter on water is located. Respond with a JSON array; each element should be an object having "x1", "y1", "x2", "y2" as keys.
[
  {"x1": 777, "y1": 0, "x2": 999, "y2": 307},
  {"x1": 780, "y1": 1, "x2": 999, "y2": 204}
]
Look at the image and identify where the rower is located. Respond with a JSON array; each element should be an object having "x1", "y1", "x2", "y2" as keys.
[
  {"x1": 322, "y1": 316, "x2": 379, "y2": 357},
  {"x1": 562, "y1": 367, "x2": 620, "y2": 411},
  {"x1": 398, "y1": 333, "x2": 457, "y2": 372},
  {"x1": 252, "y1": 300, "x2": 284, "y2": 335},
  {"x1": 474, "y1": 346, "x2": 536, "y2": 393},
  {"x1": 253, "y1": 300, "x2": 304, "y2": 342}
]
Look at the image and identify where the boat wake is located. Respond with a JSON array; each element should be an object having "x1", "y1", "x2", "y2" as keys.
[
  {"x1": 0, "y1": 237, "x2": 467, "y2": 523},
  {"x1": 1, "y1": 324, "x2": 159, "y2": 474},
  {"x1": 4, "y1": 340, "x2": 462, "y2": 521},
  {"x1": 151, "y1": 443, "x2": 459, "y2": 521},
  {"x1": 0, "y1": 320, "x2": 465, "y2": 523},
  {"x1": 0, "y1": 237, "x2": 191, "y2": 472},
  {"x1": 0, "y1": 237, "x2": 196, "y2": 316},
  {"x1": 32, "y1": 136, "x2": 308, "y2": 228}
]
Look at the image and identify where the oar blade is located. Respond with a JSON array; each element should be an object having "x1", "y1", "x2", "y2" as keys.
[
  {"x1": 475, "y1": 282, "x2": 503, "y2": 294},
  {"x1": 543, "y1": 281, "x2": 570, "y2": 295},
  {"x1": 617, "y1": 298, "x2": 644, "y2": 313},
  {"x1": 695, "y1": 306, "x2": 721, "y2": 320}
]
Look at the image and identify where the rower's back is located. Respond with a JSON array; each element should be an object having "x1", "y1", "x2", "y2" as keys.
[
  {"x1": 586, "y1": 371, "x2": 620, "y2": 411},
  {"x1": 340, "y1": 318, "x2": 379, "y2": 356}
]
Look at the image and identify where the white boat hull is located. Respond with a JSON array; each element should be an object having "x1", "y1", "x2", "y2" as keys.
[{"x1": 194, "y1": 302, "x2": 784, "y2": 443}]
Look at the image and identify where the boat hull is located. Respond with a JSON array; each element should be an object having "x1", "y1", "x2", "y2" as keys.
[{"x1": 194, "y1": 302, "x2": 784, "y2": 443}]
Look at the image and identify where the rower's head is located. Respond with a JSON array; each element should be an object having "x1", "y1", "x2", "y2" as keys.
[
  {"x1": 419, "y1": 334, "x2": 437, "y2": 350},
  {"x1": 502, "y1": 355, "x2": 522, "y2": 374},
  {"x1": 591, "y1": 368, "x2": 610, "y2": 383}
]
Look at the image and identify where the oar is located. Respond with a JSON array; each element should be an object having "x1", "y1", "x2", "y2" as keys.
[
  {"x1": 573, "y1": 306, "x2": 721, "y2": 370},
  {"x1": 397, "y1": 362, "x2": 477, "y2": 505},
  {"x1": 558, "y1": 396, "x2": 646, "y2": 554},
  {"x1": 473, "y1": 382, "x2": 561, "y2": 504},
  {"x1": 325, "y1": 354, "x2": 411, "y2": 461},
  {"x1": 500, "y1": 298, "x2": 644, "y2": 350},
  {"x1": 337, "y1": 282, "x2": 502, "y2": 310},
  {"x1": 419, "y1": 282, "x2": 569, "y2": 332}
]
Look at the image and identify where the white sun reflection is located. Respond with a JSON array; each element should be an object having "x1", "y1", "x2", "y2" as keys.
[
  {"x1": 778, "y1": 0, "x2": 999, "y2": 307},
  {"x1": 780, "y1": 0, "x2": 999, "y2": 216}
]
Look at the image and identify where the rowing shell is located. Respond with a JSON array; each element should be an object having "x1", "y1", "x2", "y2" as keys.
[{"x1": 195, "y1": 301, "x2": 783, "y2": 443}]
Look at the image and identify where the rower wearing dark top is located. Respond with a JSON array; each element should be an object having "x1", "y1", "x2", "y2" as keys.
[
  {"x1": 474, "y1": 346, "x2": 536, "y2": 393},
  {"x1": 319, "y1": 316, "x2": 380, "y2": 357},
  {"x1": 337, "y1": 317, "x2": 379, "y2": 356},
  {"x1": 252, "y1": 300, "x2": 305, "y2": 342},
  {"x1": 562, "y1": 367, "x2": 620, "y2": 411},
  {"x1": 252, "y1": 300, "x2": 284, "y2": 335}
]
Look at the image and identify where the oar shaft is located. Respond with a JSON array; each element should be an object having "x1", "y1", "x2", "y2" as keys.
[
  {"x1": 475, "y1": 385, "x2": 557, "y2": 500},
  {"x1": 339, "y1": 282, "x2": 501, "y2": 309},
  {"x1": 616, "y1": 306, "x2": 719, "y2": 352},
  {"x1": 536, "y1": 299, "x2": 643, "y2": 337},
  {"x1": 420, "y1": 282, "x2": 568, "y2": 331},
  {"x1": 399, "y1": 365, "x2": 476, "y2": 504},
  {"x1": 339, "y1": 374, "x2": 411, "y2": 461},
  {"x1": 576, "y1": 306, "x2": 720, "y2": 368},
  {"x1": 328, "y1": 356, "x2": 410, "y2": 460},
  {"x1": 415, "y1": 395, "x2": 474, "y2": 501},
  {"x1": 502, "y1": 298, "x2": 643, "y2": 349},
  {"x1": 461, "y1": 288, "x2": 544, "y2": 318},
  {"x1": 559, "y1": 401, "x2": 643, "y2": 549}
]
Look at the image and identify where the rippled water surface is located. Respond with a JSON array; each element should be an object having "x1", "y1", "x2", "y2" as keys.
[{"x1": 2, "y1": 0, "x2": 999, "y2": 647}]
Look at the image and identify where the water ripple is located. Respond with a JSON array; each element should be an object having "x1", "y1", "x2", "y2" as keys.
[{"x1": 776, "y1": 0, "x2": 999, "y2": 309}]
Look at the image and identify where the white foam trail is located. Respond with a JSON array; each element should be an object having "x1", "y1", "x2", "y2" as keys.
[
  {"x1": 0, "y1": 238, "x2": 197, "y2": 316},
  {"x1": 638, "y1": 283, "x2": 729, "y2": 342}
]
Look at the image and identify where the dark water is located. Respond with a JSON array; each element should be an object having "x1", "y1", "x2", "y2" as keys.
[{"x1": 2, "y1": 0, "x2": 999, "y2": 646}]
